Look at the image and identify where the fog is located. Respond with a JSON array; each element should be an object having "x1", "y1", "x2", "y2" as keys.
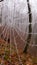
[
  {"x1": 0, "y1": 0, "x2": 37, "y2": 56},
  {"x1": 0, "y1": 0, "x2": 37, "y2": 32}
]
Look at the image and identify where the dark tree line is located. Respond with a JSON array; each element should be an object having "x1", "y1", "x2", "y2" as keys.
[{"x1": 23, "y1": 0, "x2": 32, "y2": 53}]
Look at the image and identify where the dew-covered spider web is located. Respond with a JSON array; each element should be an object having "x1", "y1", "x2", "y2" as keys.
[{"x1": 0, "y1": 0, "x2": 37, "y2": 65}]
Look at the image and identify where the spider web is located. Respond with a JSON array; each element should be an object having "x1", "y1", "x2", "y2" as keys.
[{"x1": 0, "y1": 0, "x2": 37, "y2": 64}]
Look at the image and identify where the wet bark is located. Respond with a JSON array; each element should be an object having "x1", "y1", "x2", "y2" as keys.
[{"x1": 23, "y1": 0, "x2": 32, "y2": 53}]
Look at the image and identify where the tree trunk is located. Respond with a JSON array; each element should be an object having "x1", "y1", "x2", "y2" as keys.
[{"x1": 23, "y1": 0, "x2": 32, "y2": 53}]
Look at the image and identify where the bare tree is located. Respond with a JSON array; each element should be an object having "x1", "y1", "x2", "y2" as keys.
[{"x1": 23, "y1": 0, "x2": 32, "y2": 53}]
